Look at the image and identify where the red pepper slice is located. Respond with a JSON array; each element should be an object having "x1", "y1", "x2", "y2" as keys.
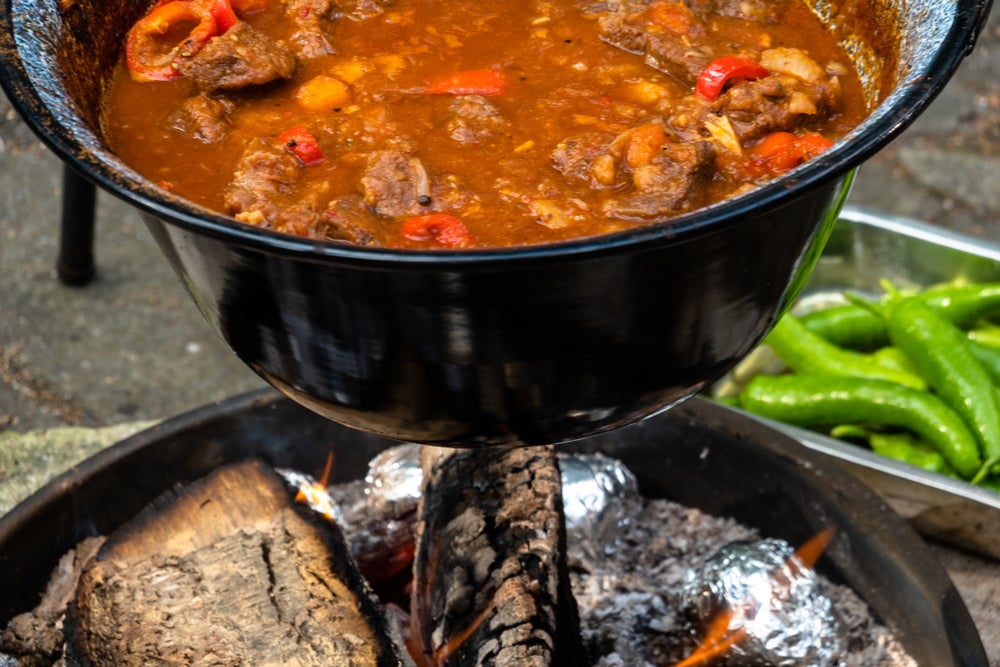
[
  {"x1": 125, "y1": 0, "x2": 219, "y2": 82},
  {"x1": 424, "y1": 69, "x2": 507, "y2": 96},
  {"x1": 748, "y1": 131, "x2": 834, "y2": 175},
  {"x1": 152, "y1": 0, "x2": 240, "y2": 31},
  {"x1": 766, "y1": 131, "x2": 833, "y2": 173},
  {"x1": 209, "y1": 0, "x2": 240, "y2": 32},
  {"x1": 695, "y1": 56, "x2": 769, "y2": 101},
  {"x1": 278, "y1": 125, "x2": 325, "y2": 166},
  {"x1": 401, "y1": 214, "x2": 474, "y2": 248}
]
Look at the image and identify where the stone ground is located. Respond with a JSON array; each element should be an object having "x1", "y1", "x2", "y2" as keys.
[{"x1": 2, "y1": 8, "x2": 1000, "y2": 663}]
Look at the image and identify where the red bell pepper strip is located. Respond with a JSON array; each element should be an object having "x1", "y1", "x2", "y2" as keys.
[
  {"x1": 424, "y1": 69, "x2": 507, "y2": 96},
  {"x1": 153, "y1": 0, "x2": 240, "y2": 31},
  {"x1": 278, "y1": 125, "x2": 325, "y2": 166},
  {"x1": 401, "y1": 214, "x2": 474, "y2": 248},
  {"x1": 748, "y1": 131, "x2": 834, "y2": 175},
  {"x1": 209, "y1": 0, "x2": 240, "y2": 32},
  {"x1": 125, "y1": 0, "x2": 219, "y2": 81},
  {"x1": 695, "y1": 56, "x2": 769, "y2": 101}
]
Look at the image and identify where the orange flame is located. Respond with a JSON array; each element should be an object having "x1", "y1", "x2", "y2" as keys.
[
  {"x1": 294, "y1": 452, "x2": 338, "y2": 520},
  {"x1": 671, "y1": 527, "x2": 836, "y2": 667}
]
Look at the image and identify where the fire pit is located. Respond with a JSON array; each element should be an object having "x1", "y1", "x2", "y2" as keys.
[{"x1": 0, "y1": 390, "x2": 987, "y2": 665}]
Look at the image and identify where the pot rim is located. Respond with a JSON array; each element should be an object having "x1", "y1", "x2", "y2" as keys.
[{"x1": 0, "y1": 0, "x2": 993, "y2": 267}]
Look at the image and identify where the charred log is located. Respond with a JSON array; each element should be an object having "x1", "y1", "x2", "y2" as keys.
[
  {"x1": 410, "y1": 446, "x2": 586, "y2": 667},
  {"x1": 64, "y1": 460, "x2": 406, "y2": 667},
  {"x1": 1, "y1": 537, "x2": 104, "y2": 666}
]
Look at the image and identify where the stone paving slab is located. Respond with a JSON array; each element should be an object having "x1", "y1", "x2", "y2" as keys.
[{"x1": 0, "y1": 419, "x2": 155, "y2": 515}]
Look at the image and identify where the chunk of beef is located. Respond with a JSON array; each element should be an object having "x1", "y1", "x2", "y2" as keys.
[
  {"x1": 225, "y1": 137, "x2": 301, "y2": 224},
  {"x1": 602, "y1": 140, "x2": 716, "y2": 221},
  {"x1": 285, "y1": 0, "x2": 336, "y2": 58},
  {"x1": 165, "y1": 93, "x2": 234, "y2": 143},
  {"x1": 320, "y1": 196, "x2": 384, "y2": 245},
  {"x1": 360, "y1": 150, "x2": 431, "y2": 217},
  {"x1": 359, "y1": 149, "x2": 476, "y2": 219},
  {"x1": 270, "y1": 202, "x2": 380, "y2": 244},
  {"x1": 225, "y1": 139, "x2": 382, "y2": 244},
  {"x1": 334, "y1": 104, "x2": 412, "y2": 152},
  {"x1": 552, "y1": 132, "x2": 615, "y2": 184},
  {"x1": 176, "y1": 22, "x2": 296, "y2": 92},
  {"x1": 596, "y1": 0, "x2": 713, "y2": 84},
  {"x1": 686, "y1": 0, "x2": 790, "y2": 23},
  {"x1": 445, "y1": 95, "x2": 506, "y2": 144},
  {"x1": 715, "y1": 73, "x2": 841, "y2": 143}
]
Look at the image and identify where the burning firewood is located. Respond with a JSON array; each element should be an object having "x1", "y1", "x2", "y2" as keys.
[
  {"x1": 407, "y1": 446, "x2": 587, "y2": 666},
  {"x1": 64, "y1": 459, "x2": 407, "y2": 666}
]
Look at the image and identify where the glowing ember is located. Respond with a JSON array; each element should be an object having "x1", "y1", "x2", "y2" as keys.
[{"x1": 279, "y1": 452, "x2": 346, "y2": 525}]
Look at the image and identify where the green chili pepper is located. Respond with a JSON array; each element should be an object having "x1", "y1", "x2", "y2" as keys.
[
  {"x1": 868, "y1": 432, "x2": 958, "y2": 477},
  {"x1": 764, "y1": 315, "x2": 927, "y2": 390},
  {"x1": 830, "y1": 426, "x2": 957, "y2": 477},
  {"x1": 968, "y1": 339, "x2": 1000, "y2": 386},
  {"x1": 828, "y1": 424, "x2": 875, "y2": 441},
  {"x1": 968, "y1": 324, "x2": 1000, "y2": 350},
  {"x1": 920, "y1": 282, "x2": 1000, "y2": 328},
  {"x1": 712, "y1": 395, "x2": 741, "y2": 408},
  {"x1": 739, "y1": 374, "x2": 982, "y2": 479},
  {"x1": 870, "y1": 346, "x2": 919, "y2": 376},
  {"x1": 802, "y1": 283, "x2": 1000, "y2": 350},
  {"x1": 875, "y1": 296, "x2": 1000, "y2": 479},
  {"x1": 975, "y1": 476, "x2": 1000, "y2": 494},
  {"x1": 800, "y1": 305, "x2": 888, "y2": 350}
]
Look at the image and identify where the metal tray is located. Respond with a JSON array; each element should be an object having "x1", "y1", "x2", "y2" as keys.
[{"x1": 729, "y1": 205, "x2": 1000, "y2": 560}]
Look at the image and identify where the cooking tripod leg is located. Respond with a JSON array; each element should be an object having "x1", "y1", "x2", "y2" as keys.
[{"x1": 57, "y1": 164, "x2": 96, "y2": 286}]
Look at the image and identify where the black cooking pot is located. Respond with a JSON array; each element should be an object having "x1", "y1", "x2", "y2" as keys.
[
  {"x1": 0, "y1": 0, "x2": 992, "y2": 446},
  {"x1": 0, "y1": 391, "x2": 988, "y2": 665}
]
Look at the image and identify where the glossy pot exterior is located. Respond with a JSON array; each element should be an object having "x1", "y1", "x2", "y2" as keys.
[
  {"x1": 0, "y1": 0, "x2": 991, "y2": 444},
  {"x1": 143, "y1": 181, "x2": 846, "y2": 445}
]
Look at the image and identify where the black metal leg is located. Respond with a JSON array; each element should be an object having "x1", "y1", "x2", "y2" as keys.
[{"x1": 57, "y1": 164, "x2": 97, "y2": 286}]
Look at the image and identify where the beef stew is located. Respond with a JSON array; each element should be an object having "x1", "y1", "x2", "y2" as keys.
[{"x1": 104, "y1": 0, "x2": 867, "y2": 249}]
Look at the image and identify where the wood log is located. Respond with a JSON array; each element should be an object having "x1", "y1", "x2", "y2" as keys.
[
  {"x1": 64, "y1": 459, "x2": 407, "y2": 667},
  {"x1": 1, "y1": 535, "x2": 104, "y2": 666},
  {"x1": 410, "y1": 446, "x2": 586, "y2": 667}
]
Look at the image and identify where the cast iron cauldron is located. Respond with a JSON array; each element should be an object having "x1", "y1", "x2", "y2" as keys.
[
  {"x1": 0, "y1": 391, "x2": 989, "y2": 665},
  {"x1": 0, "y1": 0, "x2": 992, "y2": 446}
]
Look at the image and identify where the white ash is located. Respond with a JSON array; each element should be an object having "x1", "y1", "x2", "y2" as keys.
[
  {"x1": 3, "y1": 457, "x2": 918, "y2": 667},
  {"x1": 568, "y1": 498, "x2": 917, "y2": 667},
  {"x1": 322, "y1": 447, "x2": 917, "y2": 666}
]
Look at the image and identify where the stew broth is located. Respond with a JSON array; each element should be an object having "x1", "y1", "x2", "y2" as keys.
[{"x1": 104, "y1": 0, "x2": 867, "y2": 249}]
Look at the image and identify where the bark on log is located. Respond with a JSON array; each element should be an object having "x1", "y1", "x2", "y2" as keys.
[
  {"x1": 411, "y1": 446, "x2": 586, "y2": 667},
  {"x1": 64, "y1": 459, "x2": 406, "y2": 667}
]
